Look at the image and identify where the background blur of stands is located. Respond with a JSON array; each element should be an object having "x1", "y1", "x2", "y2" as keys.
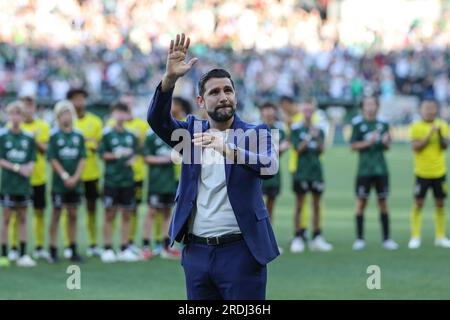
[{"x1": 1, "y1": 0, "x2": 450, "y2": 144}]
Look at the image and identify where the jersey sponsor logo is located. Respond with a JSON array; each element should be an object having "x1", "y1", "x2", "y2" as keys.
[
  {"x1": 59, "y1": 147, "x2": 80, "y2": 158},
  {"x1": 6, "y1": 149, "x2": 27, "y2": 161},
  {"x1": 363, "y1": 131, "x2": 379, "y2": 142},
  {"x1": 308, "y1": 141, "x2": 318, "y2": 149},
  {"x1": 113, "y1": 146, "x2": 133, "y2": 155}
]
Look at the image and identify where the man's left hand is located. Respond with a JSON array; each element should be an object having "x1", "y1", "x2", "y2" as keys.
[{"x1": 192, "y1": 132, "x2": 226, "y2": 154}]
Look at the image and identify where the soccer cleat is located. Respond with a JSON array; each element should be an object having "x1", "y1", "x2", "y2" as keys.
[
  {"x1": 161, "y1": 247, "x2": 181, "y2": 259},
  {"x1": 309, "y1": 236, "x2": 333, "y2": 252},
  {"x1": 63, "y1": 247, "x2": 73, "y2": 259},
  {"x1": 0, "y1": 256, "x2": 10, "y2": 267},
  {"x1": 17, "y1": 255, "x2": 37, "y2": 267},
  {"x1": 128, "y1": 244, "x2": 143, "y2": 257},
  {"x1": 48, "y1": 255, "x2": 60, "y2": 264},
  {"x1": 86, "y1": 246, "x2": 102, "y2": 257},
  {"x1": 8, "y1": 249, "x2": 19, "y2": 262},
  {"x1": 33, "y1": 249, "x2": 51, "y2": 261},
  {"x1": 142, "y1": 247, "x2": 154, "y2": 260},
  {"x1": 383, "y1": 239, "x2": 399, "y2": 250},
  {"x1": 70, "y1": 253, "x2": 85, "y2": 263},
  {"x1": 352, "y1": 239, "x2": 366, "y2": 251},
  {"x1": 290, "y1": 237, "x2": 305, "y2": 253},
  {"x1": 101, "y1": 249, "x2": 117, "y2": 263},
  {"x1": 434, "y1": 237, "x2": 450, "y2": 248},
  {"x1": 117, "y1": 249, "x2": 140, "y2": 262},
  {"x1": 153, "y1": 244, "x2": 164, "y2": 256},
  {"x1": 408, "y1": 237, "x2": 421, "y2": 249}
]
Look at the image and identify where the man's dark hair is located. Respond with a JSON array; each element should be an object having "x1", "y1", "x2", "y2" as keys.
[
  {"x1": 197, "y1": 68, "x2": 235, "y2": 97},
  {"x1": 173, "y1": 97, "x2": 193, "y2": 115},
  {"x1": 362, "y1": 95, "x2": 379, "y2": 107},
  {"x1": 20, "y1": 96, "x2": 36, "y2": 105},
  {"x1": 111, "y1": 101, "x2": 129, "y2": 113},
  {"x1": 279, "y1": 95, "x2": 295, "y2": 104},
  {"x1": 66, "y1": 88, "x2": 88, "y2": 100},
  {"x1": 259, "y1": 102, "x2": 278, "y2": 111},
  {"x1": 421, "y1": 97, "x2": 439, "y2": 106}
]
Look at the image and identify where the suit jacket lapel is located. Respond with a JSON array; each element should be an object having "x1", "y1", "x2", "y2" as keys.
[
  {"x1": 225, "y1": 115, "x2": 243, "y2": 182},
  {"x1": 192, "y1": 119, "x2": 210, "y2": 179}
]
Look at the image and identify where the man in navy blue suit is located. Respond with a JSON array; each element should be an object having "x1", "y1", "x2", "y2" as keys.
[{"x1": 147, "y1": 33, "x2": 280, "y2": 300}]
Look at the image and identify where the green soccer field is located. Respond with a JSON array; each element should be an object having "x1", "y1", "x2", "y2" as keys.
[{"x1": 1, "y1": 144, "x2": 450, "y2": 299}]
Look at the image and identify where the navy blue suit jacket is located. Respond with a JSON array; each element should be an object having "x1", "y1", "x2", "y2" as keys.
[{"x1": 147, "y1": 83, "x2": 280, "y2": 265}]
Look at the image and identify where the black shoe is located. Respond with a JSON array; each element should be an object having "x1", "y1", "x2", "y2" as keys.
[
  {"x1": 70, "y1": 253, "x2": 85, "y2": 263},
  {"x1": 49, "y1": 255, "x2": 60, "y2": 264}
]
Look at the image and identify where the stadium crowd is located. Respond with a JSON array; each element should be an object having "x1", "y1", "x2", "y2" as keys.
[{"x1": 1, "y1": 0, "x2": 450, "y2": 116}]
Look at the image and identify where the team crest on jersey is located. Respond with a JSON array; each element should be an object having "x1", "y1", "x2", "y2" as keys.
[
  {"x1": 299, "y1": 132, "x2": 310, "y2": 140},
  {"x1": 125, "y1": 135, "x2": 133, "y2": 146},
  {"x1": 72, "y1": 136, "x2": 80, "y2": 145},
  {"x1": 155, "y1": 138, "x2": 163, "y2": 146},
  {"x1": 308, "y1": 141, "x2": 318, "y2": 149},
  {"x1": 5, "y1": 141, "x2": 12, "y2": 149},
  {"x1": 21, "y1": 139, "x2": 29, "y2": 149},
  {"x1": 111, "y1": 138, "x2": 118, "y2": 145},
  {"x1": 360, "y1": 124, "x2": 367, "y2": 132},
  {"x1": 376, "y1": 123, "x2": 383, "y2": 130},
  {"x1": 57, "y1": 138, "x2": 65, "y2": 146}
]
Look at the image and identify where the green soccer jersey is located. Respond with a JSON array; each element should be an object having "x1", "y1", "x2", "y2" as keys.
[
  {"x1": 350, "y1": 116, "x2": 389, "y2": 177},
  {"x1": 143, "y1": 129, "x2": 178, "y2": 194},
  {"x1": 47, "y1": 128, "x2": 86, "y2": 194},
  {"x1": 291, "y1": 123, "x2": 324, "y2": 182},
  {"x1": 100, "y1": 127, "x2": 138, "y2": 188},
  {"x1": 262, "y1": 122, "x2": 286, "y2": 189},
  {"x1": 0, "y1": 128, "x2": 36, "y2": 196}
]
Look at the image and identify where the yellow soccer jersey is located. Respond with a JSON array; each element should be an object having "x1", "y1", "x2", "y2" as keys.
[
  {"x1": 288, "y1": 112, "x2": 320, "y2": 173},
  {"x1": 75, "y1": 112, "x2": 103, "y2": 181},
  {"x1": 410, "y1": 119, "x2": 449, "y2": 179},
  {"x1": 107, "y1": 117, "x2": 149, "y2": 182},
  {"x1": 19, "y1": 119, "x2": 50, "y2": 186}
]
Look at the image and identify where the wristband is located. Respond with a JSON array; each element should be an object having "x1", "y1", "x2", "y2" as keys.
[
  {"x1": 13, "y1": 163, "x2": 20, "y2": 173},
  {"x1": 61, "y1": 172, "x2": 70, "y2": 181}
]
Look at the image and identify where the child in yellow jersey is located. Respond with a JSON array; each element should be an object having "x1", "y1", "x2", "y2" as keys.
[{"x1": 409, "y1": 99, "x2": 450, "y2": 249}]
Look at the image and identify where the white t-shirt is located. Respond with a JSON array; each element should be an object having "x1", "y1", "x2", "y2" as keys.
[{"x1": 189, "y1": 130, "x2": 241, "y2": 237}]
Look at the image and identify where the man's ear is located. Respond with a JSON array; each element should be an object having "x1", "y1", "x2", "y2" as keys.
[{"x1": 196, "y1": 95, "x2": 204, "y2": 109}]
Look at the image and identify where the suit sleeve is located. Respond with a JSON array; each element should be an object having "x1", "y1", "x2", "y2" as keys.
[
  {"x1": 147, "y1": 82, "x2": 189, "y2": 148},
  {"x1": 234, "y1": 124, "x2": 279, "y2": 180}
]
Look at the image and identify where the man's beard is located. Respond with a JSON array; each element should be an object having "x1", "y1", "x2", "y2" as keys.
[{"x1": 207, "y1": 104, "x2": 235, "y2": 122}]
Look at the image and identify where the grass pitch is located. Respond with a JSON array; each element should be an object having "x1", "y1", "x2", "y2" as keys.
[{"x1": 1, "y1": 144, "x2": 450, "y2": 299}]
